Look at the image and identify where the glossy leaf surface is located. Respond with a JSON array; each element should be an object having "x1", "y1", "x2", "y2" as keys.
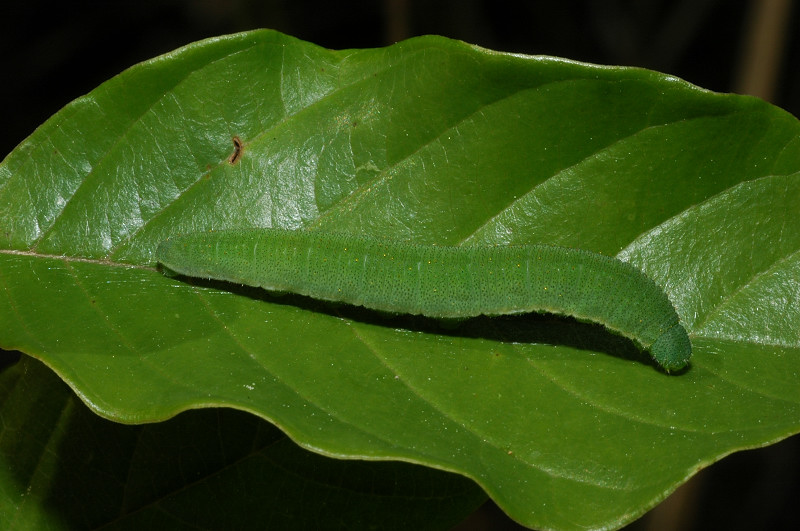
[{"x1": 1, "y1": 30, "x2": 799, "y2": 530}]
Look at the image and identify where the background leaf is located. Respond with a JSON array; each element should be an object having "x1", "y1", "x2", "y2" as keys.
[
  {"x1": 0, "y1": 354, "x2": 485, "y2": 529},
  {"x1": 1, "y1": 30, "x2": 799, "y2": 530}
]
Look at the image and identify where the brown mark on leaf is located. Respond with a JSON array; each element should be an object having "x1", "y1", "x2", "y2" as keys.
[{"x1": 228, "y1": 136, "x2": 244, "y2": 164}]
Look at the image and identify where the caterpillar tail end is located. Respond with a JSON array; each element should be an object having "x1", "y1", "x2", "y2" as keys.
[
  {"x1": 155, "y1": 239, "x2": 188, "y2": 278},
  {"x1": 650, "y1": 324, "x2": 692, "y2": 373}
]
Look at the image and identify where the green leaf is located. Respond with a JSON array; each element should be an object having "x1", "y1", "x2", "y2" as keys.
[
  {"x1": 1, "y1": 29, "x2": 799, "y2": 530},
  {"x1": 0, "y1": 354, "x2": 485, "y2": 529}
]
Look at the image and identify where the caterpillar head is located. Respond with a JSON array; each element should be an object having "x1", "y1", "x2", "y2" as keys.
[{"x1": 650, "y1": 324, "x2": 692, "y2": 372}]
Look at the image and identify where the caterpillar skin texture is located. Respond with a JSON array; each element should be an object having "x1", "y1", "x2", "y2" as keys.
[{"x1": 156, "y1": 229, "x2": 691, "y2": 371}]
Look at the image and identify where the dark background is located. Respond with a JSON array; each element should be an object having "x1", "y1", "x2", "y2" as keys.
[{"x1": 1, "y1": 1, "x2": 798, "y2": 529}]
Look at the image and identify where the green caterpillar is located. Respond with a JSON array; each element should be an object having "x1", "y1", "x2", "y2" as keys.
[{"x1": 156, "y1": 228, "x2": 691, "y2": 371}]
